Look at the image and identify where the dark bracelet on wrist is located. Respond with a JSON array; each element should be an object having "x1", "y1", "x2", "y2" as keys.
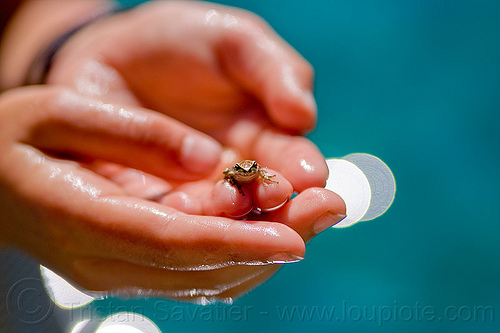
[{"x1": 24, "y1": 4, "x2": 132, "y2": 86}]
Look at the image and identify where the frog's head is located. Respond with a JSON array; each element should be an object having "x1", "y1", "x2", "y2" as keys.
[
  {"x1": 234, "y1": 160, "x2": 258, "y2": 173},
  {"x1": 229, "y1": 160, "x2": 260, "y2": 184}
]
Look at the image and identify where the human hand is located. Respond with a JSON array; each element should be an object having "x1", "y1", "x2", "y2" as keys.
[
  {"x1": 0, "y1": 87, "x2": 345, "y2": 301},
  {"x1": 43, "y1": 1, "x2": 327, "y2": 193}
]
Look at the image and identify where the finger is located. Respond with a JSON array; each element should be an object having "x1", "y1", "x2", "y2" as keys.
[
  {"x1": 210, "y1": 180, "x2": 253, "y2": 217},
  {"x1": 252, "y1": 168, "x2": 292, "y2": 212},
  {"x1": 266, "y1": 187, "x2": 346, "y2": 242},
  {"x1": 19, "y1": 87, "x2": 222, "y2": 181},
  {"x1": 160, "y1": 190, "x2": 203, "y2": 215},
  {"x1": 159, "y1": 180, "x2": 211, "y2": 215},
  {"x1": 162, "y1": 168, "x2": 292, "y2": 217},
  {"x1": 161, "y1": 179, "x2": 254, "y2": 217},
  {"x1": 217, "y1": 16, "x2": 317, "y2": 133},
  {"x1": 253, "y1": 131, "x2": 329, "y2": 192},
  {"x1": 222, "y1": 119, "x2": 328, "y2": 192},
  {"x1": 83, "y1": 161, "x2": 172, "y2": 200},
  {"x1": 77, "y1": 197, "x2": 305, "y2": 270},
  {"x1": 183, "y1": 168, "x2": 291, "y2": 217}
]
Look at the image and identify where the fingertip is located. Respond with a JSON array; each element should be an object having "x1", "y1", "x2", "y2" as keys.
[
  {"x1": 267, "y1": 187, "x2": 346, "y2": 242},
  {"x1": 263, "y1": 59, "x2": 317, "y2": 132},
  {"x1": 254, "y1": 133, "x2": 329, "y2": 192},
  {"x1": 225, "y1": 219, "x2": 306, "y2": 260},
  {"x1": 211, "y1": 180, "x2": 253, "y2": 217},
  {"x1": 160, "y1": 191, "x2": 203, "y2": 215},
  {"x1": 180, "y1": 135, "x2": 223, "y2": 174},
  {"x1": 253, "y1": 169, "x2": 293, "y2": 212},
  {"x1": 306, "y1": 187, "x2": 347, "y2": 217},
  {"x1": 292, "y1": 156, "x2": 329, "y2": 192},
  {"x1": 268, "y1": 88, "x2": 317, "y2": 133},
  {"x1": 87, "y1": 162, "x2": 173, "y2": 200}
]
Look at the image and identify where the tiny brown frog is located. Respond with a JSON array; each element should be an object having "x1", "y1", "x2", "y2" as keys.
[{"x1": 223, "y1": 160, "x2": 278, "y2": 195}]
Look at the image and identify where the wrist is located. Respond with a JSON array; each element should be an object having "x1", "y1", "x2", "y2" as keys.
[{"x1": 0, "y1": 0, "x2": 113, "y2": 91}]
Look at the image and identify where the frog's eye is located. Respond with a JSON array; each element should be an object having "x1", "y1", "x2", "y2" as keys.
[
  {"x1": 234, "y1": 164, "x2": 244, "y2": 171},
  {"x1": 250, "y1": 162, "x2": 258, "y2": 171}
]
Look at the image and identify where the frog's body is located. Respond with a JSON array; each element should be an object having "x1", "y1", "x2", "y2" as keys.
[{"x1": 223, "y1": 160, "x2": 278, "y2": 194}]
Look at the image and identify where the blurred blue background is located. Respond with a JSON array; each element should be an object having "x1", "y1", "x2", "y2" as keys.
[{"x1": 108, "y1": 0, "x2": 500, "y2": 331}]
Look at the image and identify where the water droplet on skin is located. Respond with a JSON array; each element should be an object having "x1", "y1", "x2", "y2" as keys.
[{"x1": 300, "y1": 159, "x2": 315, "y2": 173}]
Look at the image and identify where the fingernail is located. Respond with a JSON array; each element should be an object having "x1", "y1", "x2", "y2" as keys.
[
  {"x1": 313, "y1": 212, "x2": 347, "y2": 235},
  {"x1": 267, "y1": 252, "x2": 305, "y2": 264},
  {"x1": 181, "y1": 135, "x2": 222, "y2": 173}
]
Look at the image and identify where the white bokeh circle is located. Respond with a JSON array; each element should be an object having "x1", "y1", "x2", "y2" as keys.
[
  {"x1": 325, "y1": 158, "x2": 371, "y2": 228},
  {"x1": 325, "y1": 153, "x2": 395, "y2": 228},
  {"x1": 97, "y1": 313, "x2": 160, "y2": 333},
  {"x1": 40, "y1": 265, "x2": 96, "y2": 309}
]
